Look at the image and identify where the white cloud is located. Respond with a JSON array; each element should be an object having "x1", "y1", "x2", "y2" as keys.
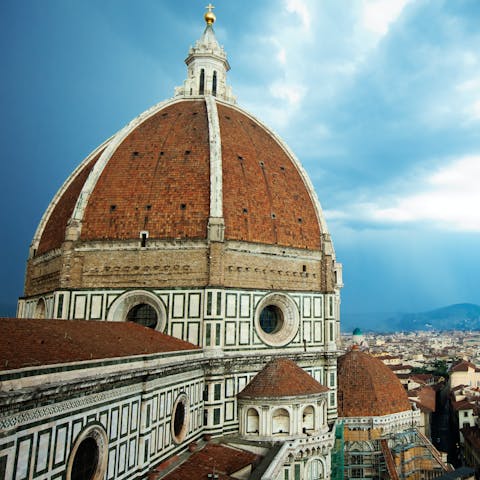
[
  {"x1": 269, "y1": 81, "x2": 306, "y2": 106},
  {"x1": 285, "y1": 0, "x2": 311, "y2": 31},
  {"x1": 326, "y1": 156, "x2": 480, "y2": 232},
  {"x1": 361, "y1": 0, "x2": 411, "y2": 36}
]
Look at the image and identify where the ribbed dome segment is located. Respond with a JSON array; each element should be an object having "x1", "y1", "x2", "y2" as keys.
[
  {"x1": 337, "y1": 349, "x2": 412, "y2": 417},
  {"x1": 36, "y1": 151, "x2": 102, "y2": 255},
  {"x1": 219, "y1": 105, "x2": 321, "y2": 249},
  {"x1": 238, "y1": 358, "x2": 329, "y2": 399},
  {"x1": 81, "y1": 100, "x2": 210, "y2": 241}
]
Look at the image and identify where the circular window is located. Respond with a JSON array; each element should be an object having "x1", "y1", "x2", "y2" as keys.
[
  {"x1": 259, "y1": 305, "x2": 284, "y2": 333},
  {"x1": 107, "y1": 290, "x2": 167, "y2": 332},
  {"x1": 255, "y1": 293, "x2": 299, "y2": 347},
  {"x1": 67, "y1": 425, "x2": 107, "y2": 480},
  {"x1": 71, "y1": 437, "x2": 99, "y2": 480},
  {"x1": 171, "y1": 394, "x2": 189, "y2": 444},
  {"x1": 127, "y1": 303, "x2": 158, "y2": 329}
]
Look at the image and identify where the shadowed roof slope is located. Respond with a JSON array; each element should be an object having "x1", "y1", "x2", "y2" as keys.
[
  {"x1": 161, "y1": 443, "x2": 261, "y2": 480},
  {"x1": 0, "y1": 318, "x2": 198, "y2": 370},
  {"x1": 337, "y1": 348, "x2": 411, "y2": 417},
  {"x1": 238, "y1": 357, "x2": 328, "y2": 399}
]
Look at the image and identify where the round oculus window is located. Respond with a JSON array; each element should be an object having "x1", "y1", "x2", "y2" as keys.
[
  {"x1": 127, "y1": 303, "x2": 158, "y2": 329},
  {"x1": 67, "y1": 425, "x2": 108, "y2": 480},
  {"x1": 255, "y1": 293, "x2": 299, "y2": 347},
  {"x1": 171, "y1": 394, "x2": 189, "y2": 444},
  {"x1": 259, "y1": 305, "x2": 284, "y2": 334},
  {"x1": 71, "y1": 437, "x2": 99, "y2": 480}
]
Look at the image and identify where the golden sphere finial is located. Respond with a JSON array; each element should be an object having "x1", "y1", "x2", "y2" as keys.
[{"x1": 204, "y1": 3, "x2": 216, "y2": 25}]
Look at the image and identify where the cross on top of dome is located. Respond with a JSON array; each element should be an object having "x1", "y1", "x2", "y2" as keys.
[{"x1": 204, "y1": 3, "x2": 216, "y2": 25}]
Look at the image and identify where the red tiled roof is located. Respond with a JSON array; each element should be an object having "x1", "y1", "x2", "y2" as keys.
[
  {"x1": 0, "y1": 318, "x2": 198, "y2": 370},
  {"x1": 237, "y1": 358, "x2": 328, "y2": 399},
  {"x1": 450, "y1": 360, "x2": 478, "y2": 373},
  {"x1": 337, "y1": 349, "x2": 412, "y2": 417},
  {"x1": 408, "y1": 386, "x2": 436, "y2": 413},
  {"x1": 37, "y1": 151, "x2": 103, "y2": 255},
  {"x1": 161, "y1": 443, "x2": 261, "y2": 480},
  {"x1": 452, "y1": 399, "x2": 475, "y2": 412}
]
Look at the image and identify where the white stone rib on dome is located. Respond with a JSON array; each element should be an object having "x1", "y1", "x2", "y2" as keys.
[
  {"x1": 215, "y1": 98, "x2": 335, "y2": 256},
  {"x1": 68, "y1": 97, "x2": 199, "y2": 240},
  {"x1": 29, "y1": 138, "x2": 113, "y2": 256}
]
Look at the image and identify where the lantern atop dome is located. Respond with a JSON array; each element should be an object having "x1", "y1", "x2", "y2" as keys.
[{"x1": 174, "y1": 6, "x2": 236, "y2": 103}]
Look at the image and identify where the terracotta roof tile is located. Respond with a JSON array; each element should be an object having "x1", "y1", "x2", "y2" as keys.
[
  {"x1": 450, "y1": 360, "x2": 478, "y2": 373},
  {"x1": 337, "y1": 349, "x2": 412, "y2": 417},
  {"x1": 218, "y1": 104, "x2": 321, "y2": 249},
  {"x1": 0, "y1": 318, "x2": 198, "y2": 370},
  {"x1": 161, "y1": 443, "x2": 261, "y2": 480},
  {"x1": 237, "y1": 358, "x2": 328, "y2": 399},
  {"x1": 408, "y1": 386, "x2": 436, "y2": 413}
]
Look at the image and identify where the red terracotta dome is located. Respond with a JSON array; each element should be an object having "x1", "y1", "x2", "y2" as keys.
[
  {"x1": 337, "y1": 349, "x2": 412, "y2": 417},
  {"x1": 238, "y1": 358, "x2": 329, "y2": 399},
  {"x1": 33, "y1": 98, "x2": 324, "y2": 256}
]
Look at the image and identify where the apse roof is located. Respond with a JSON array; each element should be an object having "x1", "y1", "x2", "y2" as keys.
[
  {"x1": 237, "y1": 357, "x2": 329, "y2": 399},
  {"x1": 337, "y1": 348, "x2": 412, "y2": 417}
]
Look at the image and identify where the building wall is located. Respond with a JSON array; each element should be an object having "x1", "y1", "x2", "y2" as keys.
[{"x1": 0, "y1": 363, "x2": 205, "y2": 480}]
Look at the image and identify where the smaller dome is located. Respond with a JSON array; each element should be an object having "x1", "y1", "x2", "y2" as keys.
[
  {"x1": 238, "y1": 358, "x2": 328, "y2": 399},
  {"x1": 353, "y1": 327, "x2": 362, "y2": 336},
  {"x1": 338, "y1": 349, "x2": 411, "y2": 417}
]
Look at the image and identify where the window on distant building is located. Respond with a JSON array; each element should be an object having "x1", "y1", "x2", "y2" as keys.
[{"x1": 351, "y1": 468, "x2": 363, "y2": 478}]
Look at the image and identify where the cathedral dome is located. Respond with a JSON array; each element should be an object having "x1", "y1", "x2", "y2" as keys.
[
  {"x1": 33, "y1": 97, "x2": 325, "y2": 255},
  {"x1": 337, "y1": 348, "x2": 411, "y2": 417},
  {"x1": 23, "y1": 9, "x2": 340, "y2": 307}
]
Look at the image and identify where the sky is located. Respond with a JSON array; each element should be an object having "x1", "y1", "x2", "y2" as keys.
[{"x1": 1, "y1": 0, "x2": 480, "y2": 318}]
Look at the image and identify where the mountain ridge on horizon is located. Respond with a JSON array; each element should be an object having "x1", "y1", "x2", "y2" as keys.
[{"x1": 342, "y1": 303, "x2": 480, "y2": 333}]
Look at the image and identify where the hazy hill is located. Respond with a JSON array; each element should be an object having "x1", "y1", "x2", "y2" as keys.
[{"x1": 343, "y1": 303, "x2": 480, "y2": 333}]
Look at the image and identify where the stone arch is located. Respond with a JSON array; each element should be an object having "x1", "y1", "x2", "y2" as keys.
[
  {"x1": 246, "y1": 407, "x2": 260, "y2": 434},
  {"x1": 306, "y1": 458, "x2": 325, "y2": 480},
  {"x1": 272, "y1": 408, "x2": 290, "y2": 435},
  {"x1": 302, "y1": 404, "x2": 316, "y2": 433},
  {"x1": 107, "y1": 290, "x2": 167, "y2": 332},
  {"x1": 34, "y1": 298, "x2": 46, "y2": 319}
]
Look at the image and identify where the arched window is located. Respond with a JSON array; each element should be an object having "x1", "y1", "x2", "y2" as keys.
[
  {"x1": 246, "y1": 408, "x2": 259, "y2": 434},
  {"x1": 199, "y1": 69, "x2": 205, "y2": 95},
  {"x1": 71, "y1": 437, "x2": 99, "y2": 480},
  {"x1": 272, "y1": 408, "x2": 290, "y2": 435},
  {"x1": 35, "y1": 298, "x2": 46, "y2": 319},
  {"x1": 302, "y1": 405, "x2": 315, "y2": 433},
  {"x1": 307, "y1": 459, "x2": 324, "y2": 480},
  {"x1": 212, "y1": 71, "x2": 217, "y2": 96}
]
